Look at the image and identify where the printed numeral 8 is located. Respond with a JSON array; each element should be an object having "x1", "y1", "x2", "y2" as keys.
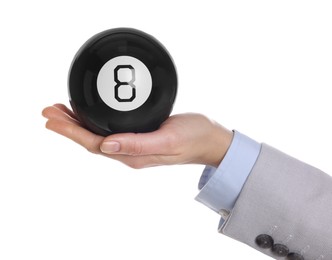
[{"x1": 114, "y1": 65, "x2": 136, "y2": 102}]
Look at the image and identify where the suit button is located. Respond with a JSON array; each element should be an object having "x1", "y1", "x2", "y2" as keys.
[
  {"x1": 286, "y1": 252, "x2": 304, "y2": 260},
  {"x1": 255, "y1": 234, "x2": 274, "y2": 249},
  {"x1": 272, "y1": 243, "x2": 289, "y2": 257}
]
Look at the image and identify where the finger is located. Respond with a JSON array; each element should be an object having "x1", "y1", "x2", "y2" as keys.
[
  {"x1": 42, "y1": 105, "x2": 80, "y2": 126},
  {"x1": 53, "y1": 103, "x2": 78, "y2": 120},
  {"x1": 45, "y1": 118, "x2": 104, "y2": 154},
  {"x1": 100, "y1": 130, "x2": 179, "y2": 156}
]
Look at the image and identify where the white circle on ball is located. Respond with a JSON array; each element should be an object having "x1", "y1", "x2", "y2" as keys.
[{"x1": 97, "y1": 56, "x2": 152, "y2": 111}]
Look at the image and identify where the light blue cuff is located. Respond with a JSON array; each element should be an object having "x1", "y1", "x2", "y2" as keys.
[{"x1": 195, "y1": 131, "x2": 261, "y2": 215}]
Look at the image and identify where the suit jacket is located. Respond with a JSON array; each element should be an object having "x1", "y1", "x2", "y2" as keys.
[{"x1": 220, "y1": 144, "x2": 332, "y2": 259}]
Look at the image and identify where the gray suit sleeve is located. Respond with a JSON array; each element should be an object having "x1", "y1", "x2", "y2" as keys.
[{"x1": 219, "y1": 144, "x2": 332, "y2": 259}]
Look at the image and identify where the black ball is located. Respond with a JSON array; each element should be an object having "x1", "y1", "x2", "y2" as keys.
[{"x1": 68, "y1": 28, "x2": 177, "y2": 136}]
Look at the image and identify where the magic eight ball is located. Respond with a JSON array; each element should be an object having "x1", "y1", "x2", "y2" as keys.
[{"x1": 68, "y1": 28, "x2": 177, "y2": 136}]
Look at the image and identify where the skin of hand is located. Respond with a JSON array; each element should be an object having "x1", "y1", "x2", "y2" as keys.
[{"x1": 42, "y1": 104, "x2": 233, "y2": 169}]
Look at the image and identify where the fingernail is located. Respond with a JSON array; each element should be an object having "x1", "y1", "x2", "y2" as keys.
[{"x1": 100, "y1": 141, "x2": 120, "y2": 153}]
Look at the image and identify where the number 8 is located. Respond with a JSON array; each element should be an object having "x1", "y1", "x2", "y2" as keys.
[{"x1": 114, "y1": 65, "x2": 136, "y2": 102}]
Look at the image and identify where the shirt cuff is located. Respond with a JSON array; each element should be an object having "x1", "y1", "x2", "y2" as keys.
[{"x1": 195, "y1": 131, "x2": 261, "y2": 217}]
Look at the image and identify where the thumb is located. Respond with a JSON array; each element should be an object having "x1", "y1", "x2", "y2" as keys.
[{"x1": 100, "y1": 131, "x2": 173, "y2": 156}]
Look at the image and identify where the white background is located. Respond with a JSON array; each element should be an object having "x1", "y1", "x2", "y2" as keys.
[{"x1": 0, "y1": 1, "x2": 331, "y2": 259}]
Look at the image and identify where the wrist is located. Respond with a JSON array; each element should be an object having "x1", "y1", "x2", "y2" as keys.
[
  {"x1": 210, "y1": 123, "x2": 233, "y2": 167},
  {"x1": 198, "y1": 122, "x2": 233, "y2": 168}
]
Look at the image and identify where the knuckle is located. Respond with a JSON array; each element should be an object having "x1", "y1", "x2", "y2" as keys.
[
  {"x1": 86, "y1": 145, "x2": 98, "y2": 154},
  {"x1": 85, "y1": 136, "x2": 102, "y2": 154},
  {"x1": 165, "y1": 132, "x2": 182, "y2": 153},
  {"x1": 126, "y1": 159, "x2": 144, "y2": 169},
  {"x1": 130, "y1": 139, "x2": 143, "y2": 156},
  {"x1": 86, "y1": 148, "x2": 96, "y2": 154}
]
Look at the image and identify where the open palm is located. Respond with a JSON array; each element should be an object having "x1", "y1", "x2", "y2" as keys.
[{"x1": 42, "y1": 104, "x2": 232, "y2": 168}]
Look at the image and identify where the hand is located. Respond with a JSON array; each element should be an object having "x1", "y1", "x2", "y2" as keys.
[{"x1": 42, "y1": 104, "x2": 233, "y2": 168}]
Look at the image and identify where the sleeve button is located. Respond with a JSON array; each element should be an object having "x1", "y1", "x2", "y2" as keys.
[
  {"x1": 255, "y1": 234, "x2": 274, "y2": 249},
  {"x1": 272, "y1": 243, "x2": 289, "y2": 257}
]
